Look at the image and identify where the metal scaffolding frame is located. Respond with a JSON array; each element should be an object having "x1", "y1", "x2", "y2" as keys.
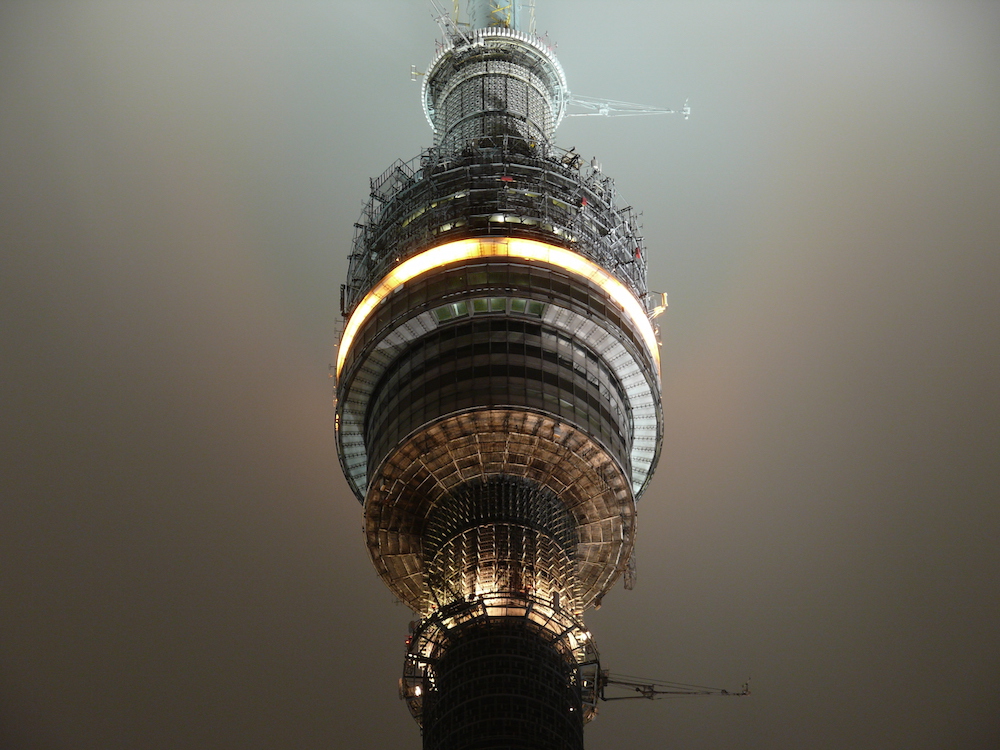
[{"x1": 344, "y1": 139, "x2": 649, "y2": 318}]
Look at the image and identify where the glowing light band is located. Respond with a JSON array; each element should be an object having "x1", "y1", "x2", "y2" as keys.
[{"x1": 336, "y1": 237, "x2": 659, "y2": 377}]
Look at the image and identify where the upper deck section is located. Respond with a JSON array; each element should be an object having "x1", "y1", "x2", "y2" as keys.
[
  {"x1": 343, "y1": 142, "x2": 650, "y2": 318},
  {"x1": 421, "y1": 27, "x2": 568, "y2": 152}
]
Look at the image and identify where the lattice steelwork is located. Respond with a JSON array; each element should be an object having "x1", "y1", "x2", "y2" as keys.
[{"x1": 335, "y1": 6, "x2": 663, "y2": 748}]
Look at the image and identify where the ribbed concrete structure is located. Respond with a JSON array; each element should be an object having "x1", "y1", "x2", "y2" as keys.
[{"x1": 334, "y1": 6, "x2": 662, "y2": 748}]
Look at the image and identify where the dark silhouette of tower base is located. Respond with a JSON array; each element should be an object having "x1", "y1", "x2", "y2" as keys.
[
  {"x1": 423, "y1": 617, "x2": 584, "y2": 750},
  {"x1": 334, "y1": 4, "x2": 663, "y2": 747}
]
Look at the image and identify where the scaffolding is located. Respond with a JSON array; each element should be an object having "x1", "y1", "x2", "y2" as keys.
[{"x1": 344, "y1": 139, "x2": 649, "y2": 318}]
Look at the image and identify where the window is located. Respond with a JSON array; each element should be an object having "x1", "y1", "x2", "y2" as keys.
[{"x1": 434, "y1": 300, "x2": 469, "y2": 322}]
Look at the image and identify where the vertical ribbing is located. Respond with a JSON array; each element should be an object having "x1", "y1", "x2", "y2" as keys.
[{"x1": 423, "y1": 477, "x2": 580, "y2": 612}]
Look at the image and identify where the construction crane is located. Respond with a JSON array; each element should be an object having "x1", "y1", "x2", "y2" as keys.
[{"x1": 600, "y1": 672, "x2": 750, "y2": 702}]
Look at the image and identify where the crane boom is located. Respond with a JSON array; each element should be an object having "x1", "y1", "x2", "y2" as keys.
[
  {"x1": 566, "y1": 95, "x2": 691, "y2": 119},
  {"x1": 600, "y1": 672, "x2": 750, "y2": 701}
]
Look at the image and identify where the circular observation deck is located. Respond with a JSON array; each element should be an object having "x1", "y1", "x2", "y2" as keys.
[{"x1": 334, "y1": 238, "x2": 661, "y2": 614}]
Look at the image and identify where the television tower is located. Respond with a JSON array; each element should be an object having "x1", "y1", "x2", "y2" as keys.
[{"x1": 334, "y1": 3, "x2": 665, "y2": 747}]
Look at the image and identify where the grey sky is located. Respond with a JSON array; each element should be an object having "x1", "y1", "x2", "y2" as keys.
[{"x1": 1, "y1": 2, "x2": 998, "y2": 748}]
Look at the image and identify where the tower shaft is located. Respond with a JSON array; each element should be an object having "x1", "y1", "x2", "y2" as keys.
[{"x1": 423, "y1": 617, "x2": 583, "y2": 750}]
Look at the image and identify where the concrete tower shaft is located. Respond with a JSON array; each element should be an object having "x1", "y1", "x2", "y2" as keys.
[{"x1": 466, "y1": 0, "x2": 526, "y2": 31}]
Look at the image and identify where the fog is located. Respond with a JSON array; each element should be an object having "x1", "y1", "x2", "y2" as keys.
[{"x1": 2, "y1": 2, "x2": 998, "y2": 748}]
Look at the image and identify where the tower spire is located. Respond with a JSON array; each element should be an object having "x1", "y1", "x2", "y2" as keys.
[{"x1": 467, "y1": 0, "x2": 522, "y2": 31}]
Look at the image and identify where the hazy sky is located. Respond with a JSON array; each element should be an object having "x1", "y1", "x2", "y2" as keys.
[{"x1": 2, "y1": 2, "x2": 998, "y2": 748}]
